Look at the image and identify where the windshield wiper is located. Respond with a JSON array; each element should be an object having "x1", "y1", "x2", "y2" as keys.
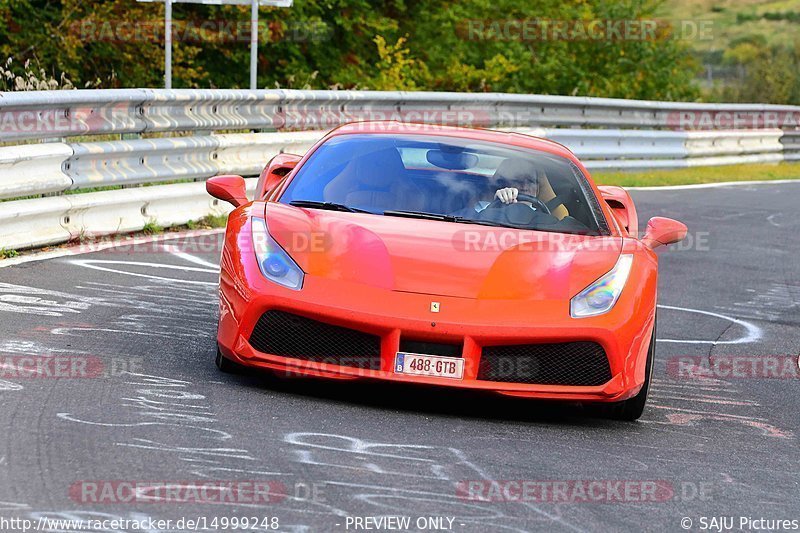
[
  {"x1": 383, "y1": 210, "x2": 508, "y2": 228},
  {"x1": 383, "y1": 210, "x2": 459, "y2": 222},
  {"x1": 289, "y1": 200, "x2": 371, "y2": 214}
]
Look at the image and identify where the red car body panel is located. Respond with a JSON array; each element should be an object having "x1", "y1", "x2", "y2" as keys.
[{"x1": 216, "y1": 122, "x2": 660, "y2": 403}]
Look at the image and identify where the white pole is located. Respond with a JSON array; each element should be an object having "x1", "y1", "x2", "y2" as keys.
[
  {"x1": 250, "y1": 0, "x2": 258, "y2": 89},
  {"x1": 165, "y1": 0, "x2": 173, "y2": 89}
]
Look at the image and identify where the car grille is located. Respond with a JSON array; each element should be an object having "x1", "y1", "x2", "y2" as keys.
[
  {"x1": 477, "y1": 341, "x2": 611, "y2": 386},
  {"x1": 249, "y1": 311, "x2": 382, "y2": 369},
  {"x1": 399, "y1": 339, "x2": 463, "y2": 358}
]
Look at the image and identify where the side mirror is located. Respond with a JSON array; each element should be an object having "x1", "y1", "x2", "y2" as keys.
[
  {"x1": 642, "y1": 217, "x2": 688, "y2": 250},
  {"x1": 256, "y1": 153, "x2": 302, "y2": 199},
  {"x1": 598, "y1": 185, "x2": 638, "y2": 236},
  {"x1": 206, "y1": 175, "x2": 248, "y2": 208}
]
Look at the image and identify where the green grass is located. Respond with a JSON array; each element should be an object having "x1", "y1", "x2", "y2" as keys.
[
  {"x1": 0, "y1": 248, "x2": 20, "y2": 259},
  {"x1": 186, "y1": 214, "x2": 229, "y2": 230},
  {"x1": 200, "y1": 214, "x2": 229, "y2": 228},
  {"x1": 2, "y1": 179, "x2": 202, "y2": 203},
  {"x1": 141, "y1": 221, "x2": 163, "y2": 235},
  {"x1": 593, "y1": 161, "x2": 800, "y2": 187}
]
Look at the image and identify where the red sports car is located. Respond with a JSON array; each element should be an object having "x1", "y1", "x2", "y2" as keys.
[{"x1": 206, "y1": 122, "x2": 687, "y2": 420}]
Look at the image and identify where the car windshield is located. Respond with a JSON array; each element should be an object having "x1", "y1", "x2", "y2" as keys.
[{"x1": 279, "y1": 133, "x2": 607, "y2": 235}]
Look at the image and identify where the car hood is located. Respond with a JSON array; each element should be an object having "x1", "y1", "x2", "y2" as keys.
[{"x1": 264, "y1": 203, "x2": 622, "y2": 300}]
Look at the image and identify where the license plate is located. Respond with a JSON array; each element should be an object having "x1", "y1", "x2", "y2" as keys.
[{"x1": 394, "y1": 352, "x2": 464, "y2": 380}]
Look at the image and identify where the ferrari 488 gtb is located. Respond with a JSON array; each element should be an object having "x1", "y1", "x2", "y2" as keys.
[{"x1": 206, "y1": 122, "x2": 687, "y2": 420}]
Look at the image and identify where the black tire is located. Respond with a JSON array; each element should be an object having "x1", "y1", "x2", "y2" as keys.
[
  {"x1": 601, "y1": 319, "x2": 656, "y2": 421},
  {"x1": 215, "y1": 347, "x2": 247, "y2": 374}
]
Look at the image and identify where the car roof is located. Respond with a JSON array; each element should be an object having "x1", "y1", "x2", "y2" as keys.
[{"x1": 330, "y1": 121, "x2": 577, "y2": 161}]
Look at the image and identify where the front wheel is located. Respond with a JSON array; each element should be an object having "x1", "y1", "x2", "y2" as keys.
[
  {"x1": 601, "y1": 319, "x2": 656, "y2": 421},
  {"x1": 215, "y1": 347, "x2": 247, "y2": 374}
]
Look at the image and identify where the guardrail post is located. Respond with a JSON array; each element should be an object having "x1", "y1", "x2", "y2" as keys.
[{"x1": 165, "y1": 0, "x2": 173, "y2": 89}]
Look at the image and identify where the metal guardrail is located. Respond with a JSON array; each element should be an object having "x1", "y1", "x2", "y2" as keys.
[
  {"x1": 0, "y1": 143, "x2": 73, "y2": 199},
  {"x1": 0, "y1": 178, "x2": 257, "y2": 250},
  {"x1": 3, "y1": 127, "x2": 789, "y2": 201},
  {"x1": 781, "y1": 131, "x2": 800, "y2": 161},
  {"x1": 3, "y1": 89, "x2": 800, "y2": 141},
  {"x1": 1, "y1": 89, "x2": 799, "y2": 251}
]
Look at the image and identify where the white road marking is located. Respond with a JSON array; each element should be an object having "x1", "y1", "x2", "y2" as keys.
[
  {"x1": 714, "y1": 281, "x2": 799, "y2": 322},
  {"x1": 69, "y1": 259, "x2": 217, "y2": 286},
  {"x1": 285, "y1": 432, "x2": 571, "y2": 532},
  {"x1": 626, "y1": 179, "x2": 800, "y2": 191},
  {"x1": 657, "y1": 304, "x2": 762, "y2": 345},
  {"x1": 0, "y1": 340, "x2": 89, "y2": 356},
  {"x1": 0, "y1": 283, "x2": 97, "y2": 317},
  {"x1": 0, "y1": 379, "x2": 23, "y2": 391},
  {"x1": 158, "y1": 244, "x2": 220, "y2": 270},
  {"x1": 0, "y1": 500, "x2": 29, "y2": 510},
  {"x1": 652, "y1": 380, "x2": 738, "y2": 393},
  {"x1": 0, "y1": 229, "x2": 224, "y2": 268},
  {"x1": 767, "y1": 213, "x2": 784, "y2": 227},
  {"x1": 50, "y1": 326, "x2": 194, "y2": 338},
  {"x1": 649, "y1": 393, "x2": 759, "y2": 407}
]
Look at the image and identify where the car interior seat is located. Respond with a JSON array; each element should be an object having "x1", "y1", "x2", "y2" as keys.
[{"x1": 322, "y1": 147, "x2": 425, "y2": 213}]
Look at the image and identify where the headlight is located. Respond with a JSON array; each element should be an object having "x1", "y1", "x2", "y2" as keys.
[
  {"x1": 251, "y1": 216, "x2": 304, "y2": 290},
  {"x1": 570, "y1": 254, "x2": 633, "y2": 318}
]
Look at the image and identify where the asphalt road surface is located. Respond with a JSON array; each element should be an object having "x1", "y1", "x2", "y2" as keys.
[{"x1": 0, "y1": 182, "x2": 798, "y2": 533}]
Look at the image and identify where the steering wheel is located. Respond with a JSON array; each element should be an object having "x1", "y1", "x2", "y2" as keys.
[{"x1": 486, "y1": 193, "x2": 551, "y2": 214}]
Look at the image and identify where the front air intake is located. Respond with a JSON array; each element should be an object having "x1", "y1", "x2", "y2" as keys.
[
  {"x1": 249, "y1": 311, "x2": 382, "y2": 370},
  {"x1": 478, "y1": 341, "x2": 611, "y2": 386}
]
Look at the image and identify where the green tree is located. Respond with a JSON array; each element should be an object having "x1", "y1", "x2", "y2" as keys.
[
  {"x1": 0, "y1": 0, "x2": 701, "y2": 101},
  {"x1": 709, "y1": 37, "x2": 800, "y2": 105}
]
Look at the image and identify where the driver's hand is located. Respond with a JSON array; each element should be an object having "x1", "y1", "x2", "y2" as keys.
[{"x1": 495, "y1": 187, "x2": 519, "y2": 204}]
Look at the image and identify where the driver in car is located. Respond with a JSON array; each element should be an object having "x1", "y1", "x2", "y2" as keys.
[
  {"x1": 461, "y1": 158, "x2": 568, "y2": 228},
  {"x1": 491, "y1": 157, "x2": 542, "y2": 208},
  {"x1": 447, "y1": 157, "x2": 590, "y2": 233},
  {"x1": 448, "y1": 158, "x2": 548, "y2": 217}
]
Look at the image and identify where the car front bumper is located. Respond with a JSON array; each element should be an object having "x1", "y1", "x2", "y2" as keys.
[{"x1": 217, "y1": 264, "x2": 657, "y2": 403}]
